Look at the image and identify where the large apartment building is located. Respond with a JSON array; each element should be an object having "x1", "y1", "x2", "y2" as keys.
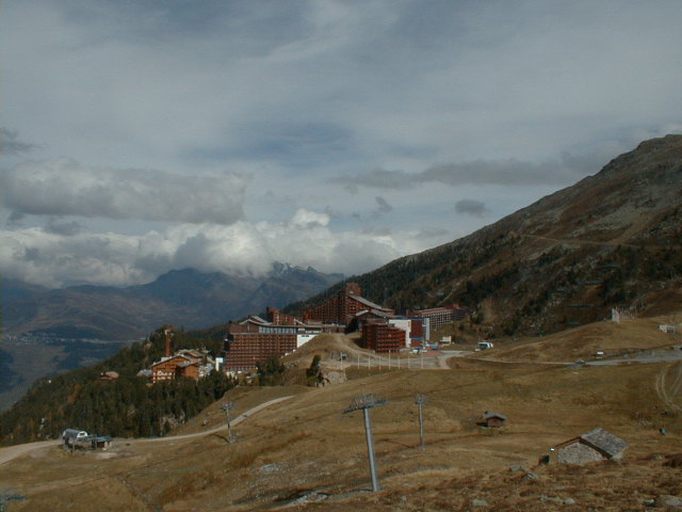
[
  {"x1": 224, "y1": 308, "x2": 330, "y2": 372},
  {"x1": 361, "y1": 321, "x2": 407, "y2": 353},
  {"x1": 407, "y1": 304, "x2": 469, "y2": 340},
  {"x1": 303, "y1": 282, "x2": 394, "y2": 327}
]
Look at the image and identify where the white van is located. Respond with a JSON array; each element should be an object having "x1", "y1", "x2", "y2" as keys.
[{"x1": 62, "y1": 429, "x2": 89, "y2": 441}]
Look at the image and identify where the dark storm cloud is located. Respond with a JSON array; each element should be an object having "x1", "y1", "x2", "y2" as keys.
[
  {"x1": 332, "y1": 152, "x2": 603, "y2": 191},
  {"x1": 0, "y1": 128, "x2": 37, "y2": 155},
  {"x1": 375, "y1": 196, "x2": 393, "y2": 214},
  {"x1": 44, "y1": 218, "x2": 83, "y2": 236},
  {"x1": 454, "y1": 199, "x2": 488, "y2": 217},
  {"x1": 6, "y1": 210, "x2": 26, "y2": 227}
]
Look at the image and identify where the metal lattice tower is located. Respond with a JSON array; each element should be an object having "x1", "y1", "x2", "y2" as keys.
[
  {"x1": 343, "y1": 394, "x2": 387, "y2": 492},
  {"x1": 415, "y1": 394, "x2": 427, "y2": 450},
  {"x1": 222, "y1": 401, "x2": 235, "y2": 443}
]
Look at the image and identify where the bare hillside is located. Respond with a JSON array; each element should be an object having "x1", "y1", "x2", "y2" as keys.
[{"x1": 291, "y1": 135, "x2": 682, "y2": 337}]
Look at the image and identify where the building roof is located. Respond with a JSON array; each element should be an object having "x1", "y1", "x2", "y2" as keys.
[
  {"x1": 483, "y1": 411, "x2": 507, "y2": 421},
  {"x1": 355, "y1": 308, "x2": 393, "y2": 319},
  {"x1": 177, "y1": 360, "x2": 199, "y2": 368},
  {"x1": 413, "y1": 306, "x2": 454, "y2": 315},
  {"x1": 578, "y1": 428, "x2": 627, "y2": 458},
  {"x1": 242, "y1": 315, "x2": 270, "y2": 325},
  {"x1": 150, "y1": 354, "x2": 193, "y2": 368},
  {"x1": 349, "y1": 294, "x2": 392, "y2": 312}
]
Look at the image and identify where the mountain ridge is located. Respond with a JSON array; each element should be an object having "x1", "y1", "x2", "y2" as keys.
[
  {"x1": 2, "y1": 265, "x2": 344, "y2": 341},
  {"x1": 287, "y1": 135, "x2": 682, "y2": 336}
]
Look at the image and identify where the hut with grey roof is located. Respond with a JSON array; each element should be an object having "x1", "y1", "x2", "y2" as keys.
[
  {"x1": 555, "y1": 428, "x2": 627, "y2": 464},
  {"x1": 481, "y1": 411, "x2": 507, "y2": 428}
]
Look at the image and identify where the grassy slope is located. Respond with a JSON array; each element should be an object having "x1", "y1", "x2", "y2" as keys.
[
  {"x1": 3, "y1": 321, "x2": 682, "y2": 511},
  {"x1": 477, "y1": 315, "x2": 682, "y2": 363}
]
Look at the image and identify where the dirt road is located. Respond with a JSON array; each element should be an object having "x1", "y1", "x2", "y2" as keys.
[
  {"x1": 655, "y1": 361, "x2": 682, "y2": 413},
  {"x1": 587, "y1": 348, "x2": 682, "y2": 366},
  {"x1": 0, "y1": 395, "x2": 293, "y2": 465},
  {"x1": 134, "y1": 395, "x2": 293, "y2": 443},
  {"x1": 0, "y1": 440, "x2": 57, "y2": 466}
]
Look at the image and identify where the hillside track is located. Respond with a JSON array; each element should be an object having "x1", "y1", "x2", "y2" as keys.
[
  {"x1": 522, "y1": 233, "x2": 682, "y2": 252},
  {"x1": 656, "y1": 361, "x2": 682, "y2": 412},
  {"x1": 135, "y1": 395, "x2": 293, "y2": 444},
  {"x1": 522, "y1": 233, "x2": 641, "y2": 249}
]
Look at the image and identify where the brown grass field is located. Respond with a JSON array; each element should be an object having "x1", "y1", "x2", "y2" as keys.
[{"x1": 2, "y1": 317, "x2": 681, "y2": 511}]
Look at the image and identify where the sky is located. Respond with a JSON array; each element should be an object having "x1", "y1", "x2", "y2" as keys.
[{"x1": 0, "y1": 0, "x2": 680, "y2": 288}]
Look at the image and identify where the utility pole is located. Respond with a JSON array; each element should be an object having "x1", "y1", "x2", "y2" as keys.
[
  {"x1": 415, "y1": 394, "x2": 427, "y2": 450},
  {"x1": 222, "y1": 401, "x2": 235, "y2": 443},
  {"x1": 0, "y1": 274, "x2": 3, "y2": 344},
  {"x1": 343, "y1": 394, "x2": 387, "y2": 492}
]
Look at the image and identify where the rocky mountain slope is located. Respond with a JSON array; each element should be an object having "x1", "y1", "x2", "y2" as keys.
[
  {"x1": 290, "y1": 135, "x2": 682, "y2": 336},
  {"x1": 2, "y1": 264, "x2": 343, "y2": 340}
]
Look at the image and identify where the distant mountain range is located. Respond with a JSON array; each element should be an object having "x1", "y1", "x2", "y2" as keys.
[
  {"x1": 2, "y1": 263, "x2": 344, "y2": 341},
  {"x1": 290, "y1": 135, "x2": 682, "y2": 336}
]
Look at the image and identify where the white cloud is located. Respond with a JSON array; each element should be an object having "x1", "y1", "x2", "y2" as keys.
[
  {"x1": 289, "y1": 209, "x2": 330, "y2": 228},
  {"x1": 0, "y1": 209, "x2": 423, "y2": 287},
  {"x1": 0, "y1": 159, "x2": 247, "y2": 224}
]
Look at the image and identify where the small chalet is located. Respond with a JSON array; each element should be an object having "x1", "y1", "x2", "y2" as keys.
[
  {"x1": 150, "y1": 349, "x2": 214, "y2": 384},
  {"x1": 481, "y1": 411, "x2": 507, "y2": 428},
  {"x1": 151, "y1": 354, "x2": 199, "y2": 383},
  {"x1": 555, "y1": 428, "x2": 627, "y2": 464}
]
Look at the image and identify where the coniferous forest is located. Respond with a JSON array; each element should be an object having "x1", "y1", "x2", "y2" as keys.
[{"x1": 0, "y1": 327, "x2": 234, "y2": 445}]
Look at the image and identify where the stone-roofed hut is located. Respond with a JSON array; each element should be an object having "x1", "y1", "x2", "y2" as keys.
[{"x1": 555, "y1": 428, "x2": 627, "y2": 464}]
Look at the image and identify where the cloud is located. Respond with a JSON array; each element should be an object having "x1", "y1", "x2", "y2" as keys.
[
  {"x1": 0, "y1": 0, "x2": 680, "y2": 289},
  {"x1": 7, "y1": 211, "x2": 25, "y2": 225},
  {"x1": 289, "y1": 209, "x2": 330, "y2": 228},
  {"x1": 0, "y1": 209, "x2": 420, "y2": 288},
  {"x1": 0, "y1": 128, "x2": 37, "y2": 155},
  {"x1": 44, "y1": 218, "x2": 83, "y2": 236},
  {"x1": 0, "y1": 159, "x2": 247, "y2": 224},
  {"x1": 332, "y1": 152, "x2": 602, "y2": 191},
  {"x1": 454, "y1": 199, "x2": 488, "y2": 217},
  {"x1": 374, "y1": 196, "x2": 393, "y2": 214}
]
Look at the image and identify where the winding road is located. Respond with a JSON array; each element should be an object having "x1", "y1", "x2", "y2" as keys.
[{"x1": 0, "y1": 395, "x2": 293, "y2": 465}]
